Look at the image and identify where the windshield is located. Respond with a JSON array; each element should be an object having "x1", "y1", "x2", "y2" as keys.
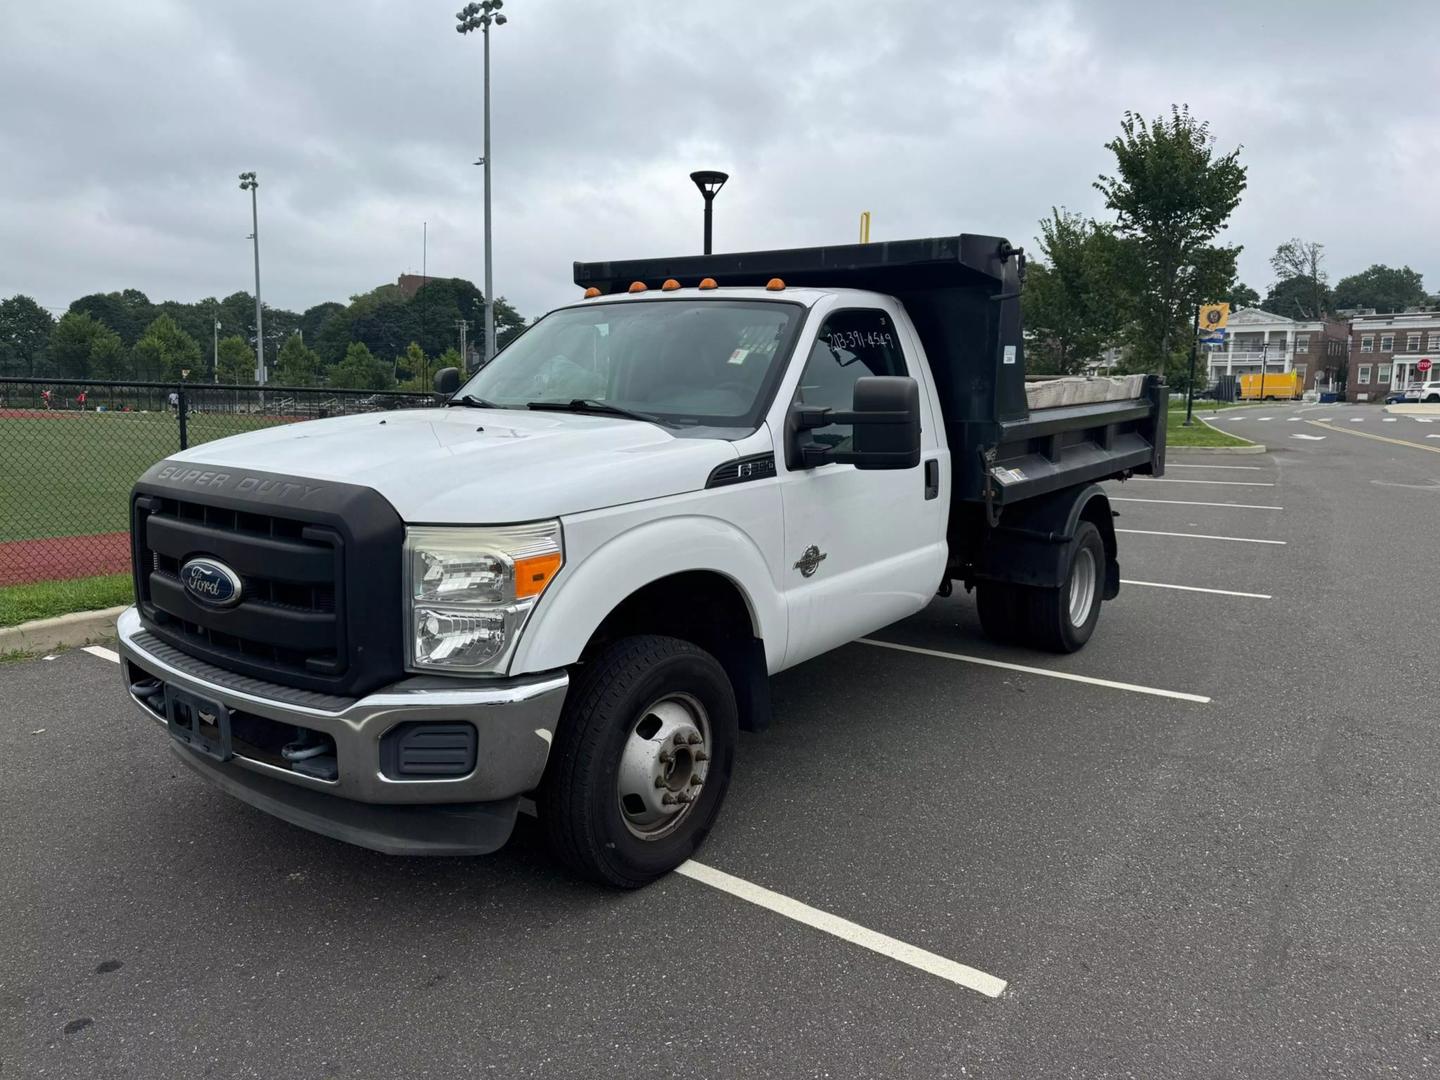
[{"x1": 454, "y1": 299, "x2": 803, "y2": 435}]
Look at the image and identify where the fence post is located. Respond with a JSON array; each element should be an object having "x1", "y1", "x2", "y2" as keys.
[{"x1": 177, "y1": 383, "x2": 189, "y2": 450}]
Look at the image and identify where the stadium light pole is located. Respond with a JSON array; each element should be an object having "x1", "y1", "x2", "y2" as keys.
[
  {"x1": 457, "y1": 1, "x2": 508, "y2": 365},
  {"x1": 689, "y1": 170, "x2": 728, "y2": 255},
  {"x1": 238, "y1": 171, "x2": 264, "y2": 384}
]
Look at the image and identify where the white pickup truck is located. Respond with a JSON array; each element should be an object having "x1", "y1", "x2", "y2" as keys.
[{"x1": 117, "y1": 235, "x2": 1166, "y2": 886}]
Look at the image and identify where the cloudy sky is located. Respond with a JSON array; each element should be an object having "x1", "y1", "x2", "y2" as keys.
[{"x1": 2, "y1": 0, "x2": 1437, "y2": 325}]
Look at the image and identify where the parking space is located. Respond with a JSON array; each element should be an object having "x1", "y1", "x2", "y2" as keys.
[{"x1": 5, "y1": 428, "x2": 1440, "y2": 1077}]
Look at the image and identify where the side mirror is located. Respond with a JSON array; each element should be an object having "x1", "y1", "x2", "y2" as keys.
[
  {"x1": 434, "y1": 367, "x2": 461, "y2": 396},
  {"x1": 792, "y1": 375, "x2": 922, "y2": 470}
]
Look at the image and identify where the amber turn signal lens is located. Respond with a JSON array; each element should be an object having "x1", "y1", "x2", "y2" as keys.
[
  {"x1": 661, "y1": 279, "x2": 681, "y2": 291},
  {"x1": 514, "y1": 551, "x2": 563, "y2": 598},
  {"x1": 766, "y1": 278, "x2": 786, "y2": 291},
  {"x1": 583, "y1": 286, "x2": 601, "y2": 298},
  {"x1": 698, "y1": 278, "x2": 718, "y2": 290},
  {"x1": 628, "y1": 281, "x2": 647, "y2": 293}
]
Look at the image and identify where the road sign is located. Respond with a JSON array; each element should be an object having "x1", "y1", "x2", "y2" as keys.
[
  {"x1": 1419, "y1": 359, "x2": 1432, "y2": 373},
  {"x1": 1199, "y1": 303, "x2": 1231, "y2": 332}
]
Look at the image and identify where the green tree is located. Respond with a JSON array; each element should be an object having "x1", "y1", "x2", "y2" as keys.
[
  {"x1": 1022, "y1": 210, "x2": 1126, "y2": 375},
  {"x1": 394, "y1": 341, "x2": 428, "y2": 383},
  {"x1": 1268, "y1": 238, "x2": 1328, "y2": 318},
  {"x1": 1227, "y1": 282, "x2": 1260, "y2": 309},
  {"x1": 215, "y1": 335, "x2": 256, "y2": 384},
  {"x1": 1263, "y1": 275, "x2": 1334, "y2": 321},
  {"x1": 1094, "y1": 105, "x2": 1247, "y2": 380},
  {"x1": 0, "y1": 294, "x2": 56, "y2": 376},
  {"x1": 274, "y1": 334, "x2": 322, "y2": 386},
  {"x1": 330, "y1": 342, "x2": 393, "y2": 390},
  {"x1": 130, "y1": 315, "x2": 202, "y2": 382},
  {"x1": 47, "y1": 311, "x2": 109, "y2": 378},
  {"x1": 68, "y1": 289, "x2": 154, "y2": 346},
  {"x1": 89, "y1": 327, "x2": 127, "y2": 379},
  {"x1": 1332, "y1": 264, "x2": 1427, "y2": 314}
]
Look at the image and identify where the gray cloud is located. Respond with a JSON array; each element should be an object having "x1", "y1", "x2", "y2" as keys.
[{"x1": 2, "y1": 0, "x2": 1436, "y2": 327}]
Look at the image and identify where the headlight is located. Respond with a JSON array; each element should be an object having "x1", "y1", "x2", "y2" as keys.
[{"x1": 405, "y1": 522, "x2": 563, "y2": 673}]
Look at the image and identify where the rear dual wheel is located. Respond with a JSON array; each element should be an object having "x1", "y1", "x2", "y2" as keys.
[{"x1": 975, "y1": 521, "x2": 1104, "y2": 653}]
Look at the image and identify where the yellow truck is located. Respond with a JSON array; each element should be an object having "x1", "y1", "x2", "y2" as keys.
[{"x1": 1239, "y1": 371, "x2": 1302, "y2": 400}]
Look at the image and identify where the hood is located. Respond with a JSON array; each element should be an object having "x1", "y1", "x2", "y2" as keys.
[{"x1": 166, "y1": 407, "x2": 739, "y2": 522}]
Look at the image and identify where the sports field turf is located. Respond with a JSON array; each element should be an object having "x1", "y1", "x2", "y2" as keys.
[{"x1": 0, "y1": 410, "x2": 289, "y2": 544}]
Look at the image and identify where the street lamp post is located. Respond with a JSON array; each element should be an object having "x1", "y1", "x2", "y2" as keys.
[
  {"x1": 213, "y1": 317, "x2": 220, "y2": 384},
  {"x1": 689, "y1": 170, "x2": 728, "y2": 255},
  {"x1": 238, "y1": 172, "x2": 264, "y2": 385},
  {"x1": 457, "y1": 1, "x2": 508, "y2": 365}
]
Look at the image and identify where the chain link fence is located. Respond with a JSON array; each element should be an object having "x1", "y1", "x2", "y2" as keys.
[{"x1": 0, "y1": 378, "x2": 443, "y2": 588}]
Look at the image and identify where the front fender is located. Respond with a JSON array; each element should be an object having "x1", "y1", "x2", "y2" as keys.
[{"x1": 507, "y1": 514, "x2": 785, "y2": 676}]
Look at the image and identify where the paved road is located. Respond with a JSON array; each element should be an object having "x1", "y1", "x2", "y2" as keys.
[{"x1": 4, "y1": 411, "x2": 1438, "y2": 1078}]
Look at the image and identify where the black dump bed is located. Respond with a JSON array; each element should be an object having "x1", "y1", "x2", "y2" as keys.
[{"x1": 574, "y1": 235, "x2": 1165, "y2": 510}]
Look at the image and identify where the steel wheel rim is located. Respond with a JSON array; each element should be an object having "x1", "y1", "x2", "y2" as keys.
[
  {"x1": 1068, "y1": 547, "x2": 1097, "y2": 628},
  {"x1": 616, "y1": 693, "x2": 711, "y2": 841}
]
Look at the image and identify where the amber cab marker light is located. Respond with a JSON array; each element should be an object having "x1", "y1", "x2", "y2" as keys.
[
  {"x1": 661, "y1": 279, "x2": 681, "y2": 291},
  {"x1": 583, "y1": 286, "x2": 601, "y2": 298},
  {"x1": 698, "y1": 277, "x2": 718, "y2": 290},
  {"x1": 628, "y1": 281, "x2": 648, "y2": 293},
  {"x1": 766, "y1": 278, "x2": 786, "y2": 291},
  {"x1": 514, "y1": 551, "x2": 563, "y2": 599}
]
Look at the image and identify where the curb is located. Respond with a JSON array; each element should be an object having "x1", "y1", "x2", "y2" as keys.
[
  {"x1": 1168, "y1": 443, "x2": 1267, "y2": 455},
  {"x1": 1169, "y1": 413, "x2": 1266, "y2": 455},
  {"x1": 1384, "y1": 403, "x2": 1440, "y2": 416},
  {"x1": 0, "y1": 605, "x2": 126, "y2": 655}
]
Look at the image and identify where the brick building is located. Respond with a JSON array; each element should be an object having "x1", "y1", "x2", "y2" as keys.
[
  {"x1": 1204, "y1": 307, "x2": 1349, "y2": 392},
  {"x1": 1346, "y1": 310, "x2": 1440, "y2": 401}
]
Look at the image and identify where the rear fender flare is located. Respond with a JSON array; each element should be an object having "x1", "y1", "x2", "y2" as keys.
[{"x1": 974, "y1": 483, "x2": 1118, "y2": 596}]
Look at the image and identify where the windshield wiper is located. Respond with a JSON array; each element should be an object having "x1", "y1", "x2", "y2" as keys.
[
  {"x1": 526, "y1": 399, "x2": 668, "y2": 425},
  {"x1": 445, "y1": 394, "x2": 501, "y2": 409}
]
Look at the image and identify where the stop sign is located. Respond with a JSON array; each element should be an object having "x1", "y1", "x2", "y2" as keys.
[{"x1": 1420, "y1": 359, "x2": 1433, "y2": 373}]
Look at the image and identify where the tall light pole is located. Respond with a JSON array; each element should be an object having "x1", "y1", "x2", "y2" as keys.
[
  {"x1": 238, "y1": 171, "x2": 264, "y2": 384},
  {"x1": 457, "y1": 1, "x2": 508, "y2": 365},
  {"x1": 689, "y1": 170, "x2": 729, "y2": 255},
  {"x1": 213, "y1": 316, "x2": 221, "y2": 384}
]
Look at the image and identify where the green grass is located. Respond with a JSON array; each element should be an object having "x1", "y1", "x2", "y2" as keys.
[
  {"x1": 0, "y1": 411, "x2": 288, "y2": 543},
  {"x1": 0, "y1": 572, "x2": 132, "y2": 628},
  {"x1": 1165, "y1": 407, "x2": 1254, "y2": 448}
]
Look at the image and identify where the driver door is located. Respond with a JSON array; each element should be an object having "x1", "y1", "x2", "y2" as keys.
[{"x1": 776, "y1": 305, "x2": 947, "y2": 668}]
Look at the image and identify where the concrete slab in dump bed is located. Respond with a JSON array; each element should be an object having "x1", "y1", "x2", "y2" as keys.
[{"x1": 1025, "y1": 374, "x2": 1148, "y2": 409}]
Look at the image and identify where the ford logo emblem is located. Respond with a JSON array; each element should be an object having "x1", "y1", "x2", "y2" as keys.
[{"x1": 180, "y1": 557, "x2": 243, "y2": 608}]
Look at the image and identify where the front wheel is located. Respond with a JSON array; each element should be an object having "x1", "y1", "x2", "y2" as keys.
[{"x1": 539, "y1": 635, "x2": 738, "y2": 888}]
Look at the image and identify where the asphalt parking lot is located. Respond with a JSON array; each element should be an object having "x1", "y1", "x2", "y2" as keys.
[{"x1": 5, "y1": 401, "x2": 1439, "y2": 1078}]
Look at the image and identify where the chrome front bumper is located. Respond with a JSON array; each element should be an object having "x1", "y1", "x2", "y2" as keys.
[{"x1": 116, "y1": 606, "x2": 568, "y2": 808}]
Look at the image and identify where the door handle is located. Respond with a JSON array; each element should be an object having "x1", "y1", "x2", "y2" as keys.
[{"x1": 924, "y1": 458, "x2": 939, "y2": 500}]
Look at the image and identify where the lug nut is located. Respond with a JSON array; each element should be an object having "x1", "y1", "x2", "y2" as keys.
[
  {"x1": 673, "y1": 732, "x2": 687, "y2": 746},
  {"x1": 661, "y1": 793, "x2": 678, "y2": 806},
  {"x1": 694, "y1": 751, "x2": 709, "y2": 762},
  {"x1": 654, "y1": 776, "x2": 667, "y2": 789},
  {"x1": 689, "y1": 775, "x2": 702, "y2": 787},
  {"x1": 687, "y1": 733, "x2": 701, "y2": 745},
  {"x1": 659, "y1": 749, "x2": 673, "y2": 764}
]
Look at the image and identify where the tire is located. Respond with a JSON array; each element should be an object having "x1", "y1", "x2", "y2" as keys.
[
  {"x1": 1018, "y1": 521, "x2": 1105, "y2": 653},
  {"x1": 1426, "y1": 395, "x2": 1440, "y2": 404},
  {"x1": 976, "y1": 581, "x2": 1026, "y2": 644},
  {"x1": 539, "y1": 635, "x2": 738, "y2": 888}
]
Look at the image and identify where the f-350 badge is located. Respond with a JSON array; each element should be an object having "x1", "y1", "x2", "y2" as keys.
[{"x1": 793, "y1": 545, "x2": 827, "y2": 578}]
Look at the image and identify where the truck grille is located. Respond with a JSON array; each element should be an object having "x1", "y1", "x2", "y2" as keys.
[{"x1": 133, "y1": 495, "x2": 346, "y2": 681}]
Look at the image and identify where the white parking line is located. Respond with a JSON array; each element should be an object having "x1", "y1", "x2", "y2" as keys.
[
  {"x1": 858, "y1": 637, "x2": 1210, "y2": 703},
  {"x1": 83, "y1": 645, "x2": 120, "y2": 663},
  {"x1": 1110, "y1": 497, "x2": 1281, "y2": 510},
  {"x1": 1134, "y1": 478, "x2": 1275, "y2": 487},
  {"x1": 1116, "y1": 528, "x2": 1286, "y2": 546},
  {"x1": 1120, "y1": 579, "x2": 1271, "y2": 599},
  {"x1": 675, "y1": 860, "x2": 1007, "y2": 998},
  {"x1": 1166, "y1": 463, "x2": 1265, "y2": 471}
]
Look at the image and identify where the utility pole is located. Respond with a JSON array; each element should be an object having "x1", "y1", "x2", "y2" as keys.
[
  {"x1": 213, "y1": 316, "x2": 220, "y2": 383},
  {"x1": 1184, "y1": 305, "x2": 1200, "y2": 425},
  {"x1": 457, "y1": 2, "x2": 509, "y2": 365},
  {"x1": 239, "y1": 172, "x2": 264, "y2": 385},
  {"x1": 454, "y1": 318, "x2": 470, "y2": 371}
]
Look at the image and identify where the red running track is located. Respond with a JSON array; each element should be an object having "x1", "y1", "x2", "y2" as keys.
[{"x1": 0, "y1": 532, "x2": 132, "y2": 586}]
